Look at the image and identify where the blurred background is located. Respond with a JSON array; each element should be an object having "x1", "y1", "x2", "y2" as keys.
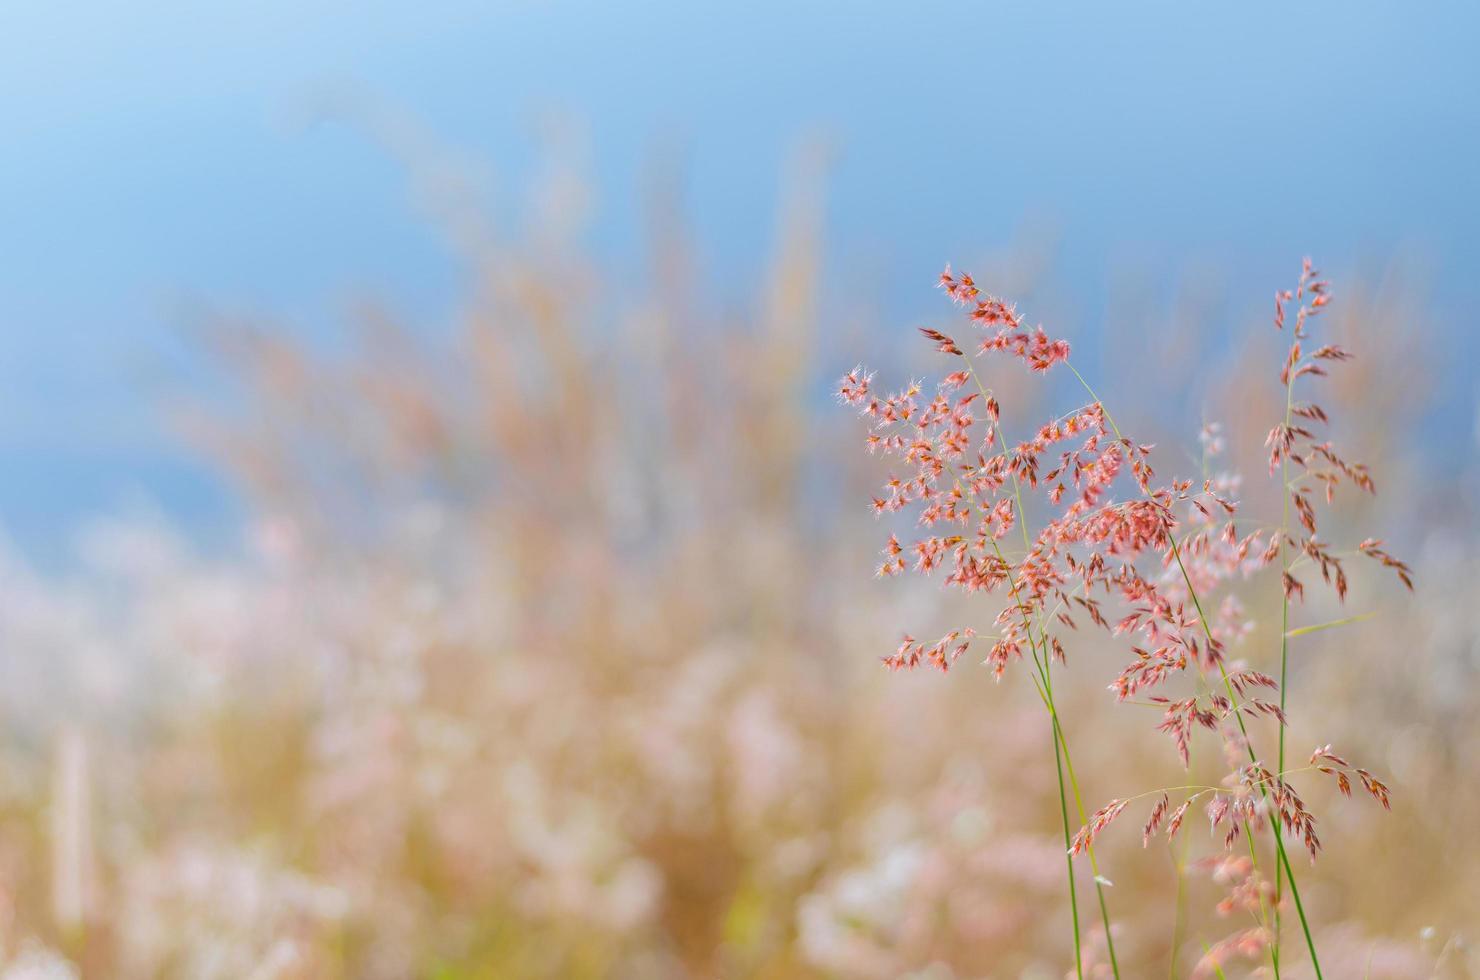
[{"x1": 1, "y1": 2, "x2": 1477, "y2": 977}]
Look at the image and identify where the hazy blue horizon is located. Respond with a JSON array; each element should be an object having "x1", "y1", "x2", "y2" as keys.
[{"x1": 3, "y1": 0, "x2": 1477, "y2": 565}]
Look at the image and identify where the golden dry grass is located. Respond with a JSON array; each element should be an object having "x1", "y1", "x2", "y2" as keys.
[{"x1": 0, "y1": 141, "x2": 1472, "y2": 979}]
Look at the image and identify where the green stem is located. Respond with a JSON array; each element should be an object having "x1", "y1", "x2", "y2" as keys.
[
  {"x1": 1042, "y1": 657, "x2": 1117, "y2": 968},
  {"x1": 1057, "y1": 713, "x2": 1117, "y2": 965},
  {"x1": 1275, "y1": 336, "x2": 1296, "y2": 959},
  {"x1": 1051, "y1": 703, "x2": 1086, "y2": 978}
]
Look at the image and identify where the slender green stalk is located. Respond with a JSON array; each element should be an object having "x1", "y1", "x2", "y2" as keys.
[
  {"x1": 1051, "y1": 704, "x2": 1086, "y2": 978},
  {"x1": 1284, "y1": 612, "x2": 1375, "y2": 638},
  {"x1": 1063, "y1": 722, "x2": 1117, "y2": 965},
  {"x1": 1024, "y1": 660, "x2": 1110, "y2": 979},
  {"x1": 1247, "y1": 821, "x2": 1281, "y2": 978},
  {"x1": 1044, "y1": 665, "x2": 1118, "y2": 970},
  {"x1": 1274, "y1": 334, "x2": 1296, "y2": 960}
]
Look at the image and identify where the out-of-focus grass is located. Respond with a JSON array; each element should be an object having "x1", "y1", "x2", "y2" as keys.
[{"x1": 0, "y1": 138, "x2": 1473, "y2": 979}]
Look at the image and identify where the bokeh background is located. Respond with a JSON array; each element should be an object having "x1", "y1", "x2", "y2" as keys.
[{"x1": 1, "y1": 2, "x2": 1476, "y2": 977}]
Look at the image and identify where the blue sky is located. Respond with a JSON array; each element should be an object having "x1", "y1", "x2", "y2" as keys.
[{"x1": 2, "y1": 1, "x2": 1476, "y2": 563}]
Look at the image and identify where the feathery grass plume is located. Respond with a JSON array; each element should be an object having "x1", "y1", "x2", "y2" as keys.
[{"x1": 841, "y1": 259, "x2": 1412, "y2": 976}]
